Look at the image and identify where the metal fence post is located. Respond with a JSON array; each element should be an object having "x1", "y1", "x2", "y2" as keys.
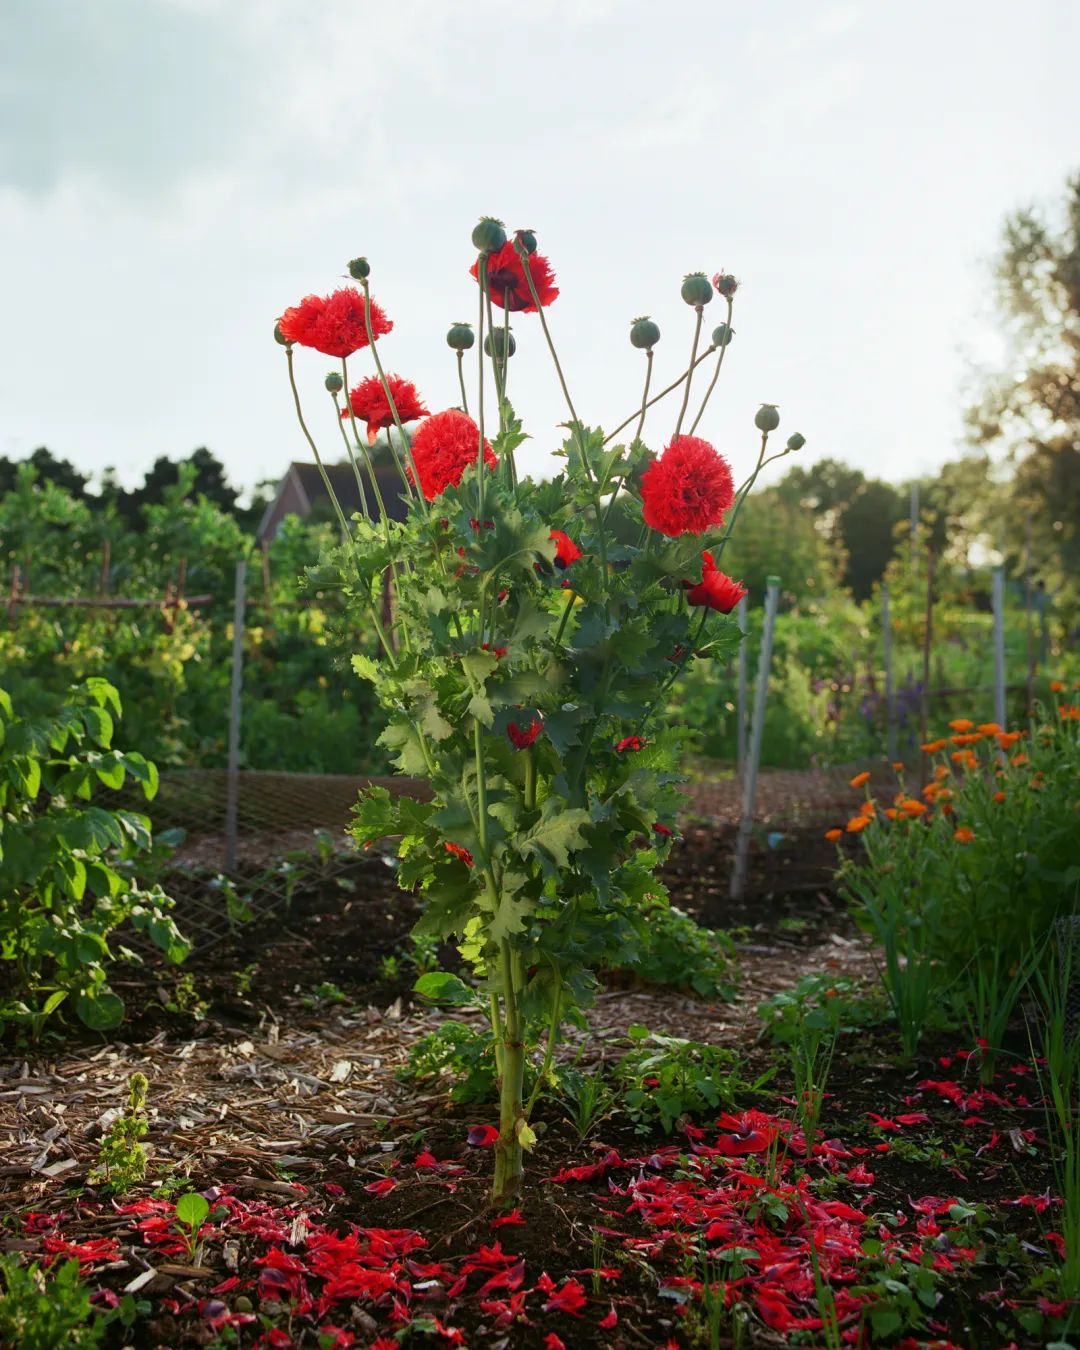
[
  {"x1": 881, "y1": 583, "x2": 896, "y2": 763},
  {"x1": 224, "y1": 560, "x2": 247, "y2": 871},
  {"x1": 735, "y1": 594, "x2": 749, "y2": 777},
  {"x1": 992, "y1": 564, "x2": 1007, "y2": 730},
  {"x1": 730, "y1": 576, "x2": 779, "y2": 902}
]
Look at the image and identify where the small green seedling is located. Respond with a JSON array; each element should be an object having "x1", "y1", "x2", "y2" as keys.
[
  {"x1": 92, "y1": 1073, "x2": 149, "y2": 1194},
  {"x1": 174, "y1": 1192, "x2": 210, "y2": 1263}
]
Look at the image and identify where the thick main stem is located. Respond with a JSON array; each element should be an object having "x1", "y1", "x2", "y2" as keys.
[{"x1": 492, "y1": 937, "x2": 525, "y2": 1205}]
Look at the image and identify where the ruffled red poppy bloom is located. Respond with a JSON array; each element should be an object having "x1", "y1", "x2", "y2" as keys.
[
  {"x1": 409, "y1": 409, "x2": 497, "y2": 501},
  {"x1": 341, "y1": 374, "x2": 428, "y2": 440},
  {"x1": 470, "y1": 241, "x2": 559, "y2": 312},
  {"x1": 278, "y1": 288, "x2": 392, "y2": 358},
  {"x1": 550, "y1": 530, "x2": 582, "y2": 568},
  {"x1": 616, "y1": 736, "x2": 646, "y2": 753},
  {"x1": 507, "y1": 719, "x2": 543, "y2": 750},
  {"x1": 685, "y1": 551, "x2": 747, "y2": 613},
  {"x1": 444, "y1": 841, "x2": 474, "y2": 867},
  {"x1": 640, "y1": 435, "x2": 735, "y2": 537}
]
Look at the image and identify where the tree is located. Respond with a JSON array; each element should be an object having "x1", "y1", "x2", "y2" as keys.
[
  {"x1": 111, "y1": 447, "x2": 242, "y2": 527},
  {"x1": 0, "y1": 447, "x2": 89, "y2": 499},
  {"x1": 967, "y1": 173, "x2": 1080, "y2": 612}
]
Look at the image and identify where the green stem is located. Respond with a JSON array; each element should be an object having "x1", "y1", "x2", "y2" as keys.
[
  {"x1": 673, "y1": 306, "x2": 704, "y2": 438},
  {"x1": 688, "y1": 297, "x2": 734, "y2": 435},
  {"x1": 476, "y1": 256, "x2": 488, "y2": 521},
  {"x1": 554, "y1": 591, "x2": 577, "y2": 645},
  {"x1": 456, "y1": 350, "x2": 469, "y2": 415},
  {"x1": 341, "y1": 355, "x2": 391, "y2": 526},
  {"x1": 603, "y1": 345, "x2": 716, "y2": 445},
  {"x1": 492, "y1": 936, "x2": 525, "y2": 1207},
  {"x1": 489, "y1": 992, "x2": 505, "y2": 1078},
  {"x1": 710, "y1": 431, "x2": 772, "y2": 565},
  {"x1": 524, "y1": 980, "x2": 561, "y2": 1115},
  {"x1": 359, "y1": 281, "x2": 426, "y2": 514},
  {"x1": 600, "y1": 348, "x2": 654, "y2": 532},
  {"x1": 331, "y1": 391, "x2": 370, "y2": 521}
]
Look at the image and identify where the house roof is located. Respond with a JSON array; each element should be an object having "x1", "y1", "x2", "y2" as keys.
[{"x1": 290, "y1": 461, "x2": 411, "y2": 524}]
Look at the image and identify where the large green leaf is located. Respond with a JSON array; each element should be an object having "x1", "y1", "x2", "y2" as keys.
[{"x1": 515, "y1": 804, "x2": 590, "y2": 876}]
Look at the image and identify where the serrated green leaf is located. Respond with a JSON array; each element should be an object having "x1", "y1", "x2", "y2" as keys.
[{"x1": 515, "y1": 804, "x2": 590, "y2": 876}]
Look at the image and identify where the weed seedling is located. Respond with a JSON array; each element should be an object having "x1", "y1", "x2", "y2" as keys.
[
  {"x1": 91, "y1": 1072, "x2": 149, "y2": 1194},
  {"x1": 173, "y1": 1192, "x2": 210, "y2": 1263}
]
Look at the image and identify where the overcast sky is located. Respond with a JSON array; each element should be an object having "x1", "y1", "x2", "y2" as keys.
[{"x1": 1, "y1": 0, "x2": 1077, "y2": 497}]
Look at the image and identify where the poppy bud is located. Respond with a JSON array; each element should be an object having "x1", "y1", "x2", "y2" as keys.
[
  {"x1": 274, "y1": 322, "x2": 289, "y2": 347},
  {"x1": 713, "y1": 272, "x2": 739, "y2": 298},
  {"x1": 680, "y1": 272, "x2": 713, "y2": 307},
  {"x1": 755, "y1": 404, "x2": 780, "y2": 432},
  {"x1": 630, "y1": 316, "x2": 661, "y2": 350},
  {"x1": 324, "y1": 372, "x2": 343, "y2": 394},
  {"x1": 786, "y1": 432, "x2": 806, "y2": 451},
  {"x1": 446, "y1": 322, "x2": 475, "y2": 352},
  {"x1": 515, "y1": 228, "x2": 538, "y2": 255},
  {"x1": 472, "y1": 216, "x2": 507, "y2": 253},
  {"x1": 484, "y1": 329, "x2": 516, "y2": 360},
  {"x1": 347, "y1": 257, "x2": 371, "y2": 280},
  {"x1": 711, "y1": 323, "x2": 734, "y2": 347}
]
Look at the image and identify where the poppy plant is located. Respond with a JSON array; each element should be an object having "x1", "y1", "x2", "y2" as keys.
[{"x1": 277, "y1": 220, "x2": 802, "y2": 1207}]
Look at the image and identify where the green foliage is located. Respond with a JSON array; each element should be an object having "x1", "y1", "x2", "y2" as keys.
[
  {"x1": 839, "y1": 703, "x2": 1080, "y2": 1054},
  {"x1": 401, "y1": 1020, "x2": 503, "y2": 1105},
  {"x1": 618, "y1": 896, "x2": 738, "y2": 1000},
  {"x1": 0, "y1": 680, "x2": 188, "y2": 1037},
  {"x1": 174, "y1": 1191, "x2": 211, "y2": 1262},
  {"x1": 555, "y1": 1066, "x2": 615, "y2": 1139},
  {"x1": 0, "y1": 1257, "x2": 104, "y2": 1350},
  {"x1": 613, "y1": 1027, "x2": 753, "y2": 1134},
  {"x1": 758, "y1": 976, "x2": 854, "y2": 1149},
  {"x1": 91, "y1": 1072, "x2": 150, "y2": 1193}
]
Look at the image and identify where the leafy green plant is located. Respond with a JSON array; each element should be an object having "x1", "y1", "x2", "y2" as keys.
[
  {"x1": 0, "y1": 679, "x2": 189, "y2": 1037},
  {"x1": 0, "y1": 1256, "x2": 104, "y2": 1349},
  {"x1": 401, "y1": 1020, "x2": 502, "y2": 1105},
  {"x1": 163, "y1": 973, "x2": 209, "y2": 1021},
  {"x1": 759, "y1": 976, "x2": 848, "y2": 1151},
  {"x1": 91, "y1": 1072, "x2": 150, "y2": 1193},
  {"x1": 326, "y1": 223, "x2": 803, "y2": 1203},
  {"x1": 614, "y1": 1026, "x2": 756, "y2": 1134},
  {"x1": 618, "y1": 896, "x2": 738, "y2": 1000},
  {"x1": 555, "y1": 1066, "x2": 615, "y2": 1139},
  {"x1": 174, "y1": 1191, "x2": 211, "y2": 1263}
]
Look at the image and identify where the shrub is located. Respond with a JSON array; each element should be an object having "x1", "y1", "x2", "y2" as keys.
[{"x1": 0, "y1": 679, "x2": 188, "y2": 1036}]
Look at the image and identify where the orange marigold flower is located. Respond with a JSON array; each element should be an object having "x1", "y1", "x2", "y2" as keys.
[
  {"x1": 899, "y1": 798, "x2": 927, "y2": 818},
  {"x1": 948, "y1": 719, "x2": 974, "y2": 732},
  {"x1": 936, "y1": 787, "x2": 953, "y2": 801},
  {"x1": 846, "y1": 815, "x2": 870, "y2": 833},
  {"x1": 950, "y1": 732, "x2": 982, "y2": 746},
  {"x1": 995, "y1": 731, "x2": 1022, "y2": 749},
  {"x1": 953, "y1": 827, "x2": 974, "y2": 843},
  {"x1": 1059, "y1": 704, "x2": 1079, "y2": 721},
  {"x1": 964, "y1": 750, "x2": 978, "y2": 769},
  {"x1": 1050, "y1": 680, "x2": 1065, "y2": 692},
  {"x1": 950, "y1": 750, "x2": 967, "y2": 764},
  {"x1": 977, "y1": 722, "x2": 1003, "y2": 735},
  {"x1": 884, "y1": 807, "x2": 898, "y2": 820},
  {"x1": 859, "y1": 799, "x2": 876, "y2": 818},
  {"x1": 934, "y1": 764, "x2": 949, "y2": 780},
  {"x1": 1010, "y1": 752, "x2": 1029, "y2": 766},
  {"x1": 892, "y1": 761, "x2": 905, "y2": 772},
  {"x1": 992, "y1": 791, "x2": 1006, "y2": 804},
  {"x1": 850, "y1": 771, "x2": 871, "y2": 788},
  {"x1": 824, "y1": 828, "x2": 843, "y2": 842},
  {"x1": 922, "y1": 782, "x2": 939, "y2": 800},
  {"x1": 921, "y1": 738, "x2": 948, "y2": 753}
]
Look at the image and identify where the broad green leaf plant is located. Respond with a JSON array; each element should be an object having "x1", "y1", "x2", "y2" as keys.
[
  {"x1": 0, "y1": 679, "x2": 188, "y2": 1037},
  {"x1": 276, "y1": 219, "x2": 804, "y2": 1204}
]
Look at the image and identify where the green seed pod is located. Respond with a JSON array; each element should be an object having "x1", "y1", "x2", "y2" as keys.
[
  {"x1": 786, "y1": 432, "x2": 806, "y2": 451},
  {"x1": 711, "y1": 323, "x2": 734, "y2": 347},
  {"x1": 472, "y1": 216, "x2": 507, "y2": 253},
  {"x1": 755, "y1": 403, "x2": 780, "y2": 432},
  {"x1": 273, "y1": 322, "x2": 289, "y2": 347},
  {"x1": 446, "y1": 322, "x2": 475, "y2": 352},
  {"x1": 680, "y1": 272, "x2": 713, "y2": 307},
  {"x1": 324, "y1": 372, "x2": 344, "y2": 394},
  {"x1": 515, "y1": 228, "x2": 538, "y2": 255},
  {"x1": 234, "y1": 1297, "x2": 253, "y2": 1314},
  {"x1": 347, "y1": 257, "x2": 370, "y2": 280},
  {"x1": 483, "y1": 328, "x2": 516, "y2": 360},
  {"x1": 630, "y1": 316, "x2": 661, "y2": 350}
]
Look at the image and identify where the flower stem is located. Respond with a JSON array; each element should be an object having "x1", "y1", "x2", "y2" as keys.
[
  {"x1": 600, "y1": 348, "x2": 653, "y2": 532},
  {"x1": 331, "y1": 391, "x2": 370, "y2": 520},
  {"x1": 476, "y1": 255, "x2": 488, "y2": 521},
  {"x1": 711, "y1": 430, "x2": 772, "y2": 563},
  {"x1": 603, "y1": 345, "x2": 716, "y2": 445},
  {"x1": 673, "y1": 306, "x2": 704, "y2": 438},
  {"x1": 456, "y1": 350, "x2": 469, "y2": 415},
  {"x1": 341, "y1": 357, "x2": 391, "y2": 528},
  {"x1": 688, "y1": 297, "x2": 734, "y2": 435},
  {"x1": 554, "y1": 591, "x2": 576, "y2": 645},
  {"x1": 359, "y1": 280, "x2": 426, "y2": 515}
]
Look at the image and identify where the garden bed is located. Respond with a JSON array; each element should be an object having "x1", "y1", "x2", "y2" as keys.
[{"x1": 0, "y1": 825, "x2": 1066, "y2": 1348}]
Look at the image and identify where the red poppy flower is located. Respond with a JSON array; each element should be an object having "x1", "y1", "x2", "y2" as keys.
[
  {"x1": 444, "y1": 841, "x2": 474, "y2": 867},
  {"x1": 550, "y1": 530, "x2": 582, "y2": 568},
  {"x1": 470, "y1": 241, "x2": 559, "y2": 312},
  {"x1": 278, "y1": 288, "x2": 392, "y2": 358},
  {"x1": 342, "y1": 374, "x2": 428, "y2": 439},
  {"x1": 507, "y1": 719, "x2": 543, "y2": 749},
  {"x1": 640, "y1": 435, "x2": 735, "y2": 537},
  {"x1": 685, "y1": 551, "x2": 747, "y2": 613},
  {"x1": 653, "y1": 823, "x2": 673, "y2": 836},
  {"x1": 616, "y1": 736, "x2": 646, "y2": 753},
  {"x1": 409, "y1": 409, "x2": 498, "y2": 500}
]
